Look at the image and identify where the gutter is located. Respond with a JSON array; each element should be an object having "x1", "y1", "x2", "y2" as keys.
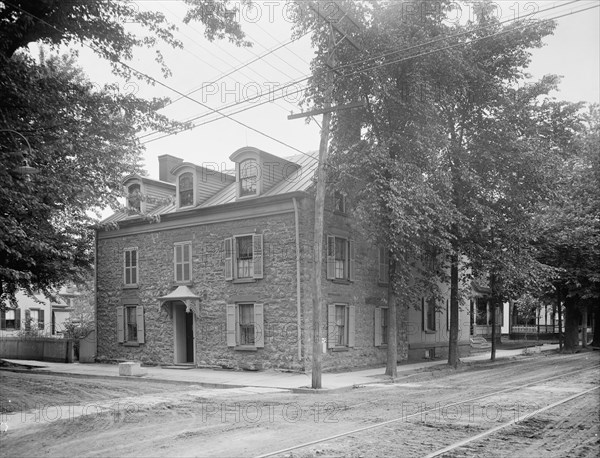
[{"x1": 292, "y1": 197, "x2": 302, "y2": 362}]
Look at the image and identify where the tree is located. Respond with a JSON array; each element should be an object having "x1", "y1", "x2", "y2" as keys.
[
  {"x1": 534, "y1": 104, "x2": 600, "y2": 351},
  {"x1": 0, "y1": 1, "x2": 250, "y2": 73},
  {"x1": 424, "y1": 2, "x2": 563, "y2": 366},
  {"x1": 292, "y1": 0, "x2": 454, "y2": 376},
  {"x1": 0, "y1": 1, "x2": 251, "y2": 307}
]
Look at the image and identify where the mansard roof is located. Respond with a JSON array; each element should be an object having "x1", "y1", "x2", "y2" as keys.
[{"x1": 99, "y1": 150, "x2": 317, "y2": 227}]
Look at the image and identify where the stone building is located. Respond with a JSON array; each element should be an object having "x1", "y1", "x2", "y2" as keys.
[{"x1": 95, "y1": 147, "x2": 469, "y2": 371}]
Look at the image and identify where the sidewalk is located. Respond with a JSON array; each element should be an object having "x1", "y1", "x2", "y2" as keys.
[{"x1": 1, "y1": 344, "x2": 559, "y2": 392}]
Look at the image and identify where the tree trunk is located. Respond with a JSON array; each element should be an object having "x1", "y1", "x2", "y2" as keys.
[
  {"x1": 591, "y1": 299, "x2": 600, "y2": 347},
  {"x1": 563, "y1": 297, "x2": 580, "y2": 352},
  {"x1": 581, "y1": 304, "x2": 588, "y2": 348},
  {"x1": 385, "y1": 258, "x2": 397, "y2": 377},
  {"x1": 558, "y1": 292, "x2": 563, "y2": 351},
  {"x1": 448, "y1": 250, "x2": 460, "y2": 368}
]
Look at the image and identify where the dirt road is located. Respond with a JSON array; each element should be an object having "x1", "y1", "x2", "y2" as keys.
[{"x1": 1, "y1": 351, "x2": 598, "y2": 457}]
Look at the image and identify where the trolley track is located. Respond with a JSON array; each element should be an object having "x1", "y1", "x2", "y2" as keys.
[{"x1": 256, "y1": 354, "x2": 600, "y2": 458}]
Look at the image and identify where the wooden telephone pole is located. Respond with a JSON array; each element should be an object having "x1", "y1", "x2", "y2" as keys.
[{"x1": 288, "y1": 3, "x2": 361, "y2": 389}]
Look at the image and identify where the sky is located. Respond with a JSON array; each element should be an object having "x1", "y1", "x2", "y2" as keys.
[{"x1": 68, "y1": 0, "x2": 600, "y2": 188}]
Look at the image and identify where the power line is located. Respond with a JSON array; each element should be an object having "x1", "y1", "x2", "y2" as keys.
[
  {"x1": 143, "y1": 2, "x2": 598, "y2": 143},
  {"x1": 4, "y1": 0, "x2": 313, "y2": 157}
]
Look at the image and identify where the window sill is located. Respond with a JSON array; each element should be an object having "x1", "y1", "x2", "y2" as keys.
[
  {"x1": 377, "y1": 344, "x2": 388, "y2": 348},
  {"x1": 233, "y1": 278, "x2": 256, "y2": 284},
  {"x1": 331, "y1": 279, "x2": 351, "y2": 285},
  {"x1": 235, "y1": 346, "x2": 258, "y2": 351},
  {"x1": 332, "y1": 346, "x2": 349, "y2": 352},
  {"x1": 333, "y1": 210, "x2": 348, "y2": 217},
  {"x1": 122, "y1": 284, "x2": 139, "y2": 289},
  {"x1": 377, "y1": 281, "x2": 389, "y2": 287},
  {"x1": 123, "y1": 342, "x2": 140, "y2": 347},
  {"x1": 173, "y1": 281, "x2": 193, "y2": 287},
  {"x1": 424, "y1": 330, "x2": 436, "y2": 334}
]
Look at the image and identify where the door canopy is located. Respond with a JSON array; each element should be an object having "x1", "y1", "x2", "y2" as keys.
[{"x1": 158, "y1": 285, "x2": 201, "y2": 318}]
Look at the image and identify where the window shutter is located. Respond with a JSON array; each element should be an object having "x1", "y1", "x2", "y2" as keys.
[
  {"x1": 349, "y1": 240, "x2": 356, "y2": 281},
  {"x1": 326, "y1": 236, "x2": 335, "y2": 279},
  {"x1": 374, "y1": 307, "x2": 382, "y2": 347},
  {"x1": 25, "y1": 309, "x2": 31, "y2": 330},
  {"x1": 327, "y1": 304, "x2": 336, "y2": 348},
  {"x1": 136, "y1": 306, "x2": 145, "y2": 344},
  {"x1": 15, "y1": 308, "x2": 20, "y2": 330},
  {"x1": 348, "y1": 305, "x2": 356, "y2": 347},
  {"x1": 116, "y1": 306, "x2": 124, "y2": 343},
  {"x1": 422, "y1": 298, "x2": 426, "y2": 331},
  {"x1": 39, "y1": 309, "x2": 45, "y2": 331},
  {"x1": 254, "y1": 303, "x2": 264, "y2": 348},
  {"x1": 224, "y1": 238, "x2": 233, "y2": 281},
  {"x1": 253, "y1": 234, "x2": 264, "y2": 279},
  {"x1": 0, "y1": 310, "x2": 5, "y2": 330},
  {"x1": 226, "y1": 304, "x2": 236, "y2": 347}
]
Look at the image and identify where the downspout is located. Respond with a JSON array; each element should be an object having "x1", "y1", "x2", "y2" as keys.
[{"x1": 292, "y1": 197, "x2": 302, "y2": 362}]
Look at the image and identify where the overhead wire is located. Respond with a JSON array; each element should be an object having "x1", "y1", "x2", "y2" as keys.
[
  {"x1": 141, "y1": 1, "x2": 599, "y2": 145},
  {"x1": 3, "y1": 0, "x2": 312, "y2": 156},
  {"x1": 5, "y1": 0, "x2": 597, "y2": 161}
]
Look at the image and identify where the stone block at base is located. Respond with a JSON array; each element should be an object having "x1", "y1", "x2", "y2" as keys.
[{"x1": 119, "y1": 361, "x2": 147, "y2": 376}]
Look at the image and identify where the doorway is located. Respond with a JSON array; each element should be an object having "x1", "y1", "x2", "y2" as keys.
[{"x1": 173, "y1": 302, "x2": 195, "y2": 364}]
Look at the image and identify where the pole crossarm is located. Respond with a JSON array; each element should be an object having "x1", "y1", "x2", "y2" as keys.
[{"x1": 288, "y1": 101, "x2": 365, "y2": 120}]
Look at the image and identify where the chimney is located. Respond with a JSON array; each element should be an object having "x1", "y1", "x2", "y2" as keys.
[{"x1": 158, "y1": 154, "x2": 184, "y2": 183}]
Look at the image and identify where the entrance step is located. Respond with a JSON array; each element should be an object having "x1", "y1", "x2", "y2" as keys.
[{"x1": 163, "y1": 364, "x2": 196, "y2": 370}]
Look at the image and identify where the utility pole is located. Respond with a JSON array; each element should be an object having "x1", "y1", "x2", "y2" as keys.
[{"x1": 288, "y1": 2, "x2": 361, "y2": 389}]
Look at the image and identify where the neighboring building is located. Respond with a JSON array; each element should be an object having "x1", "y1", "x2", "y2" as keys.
[
  {"x1": 0, "y1": 288, "x2": 74, "y2": 337},
  {"x1": 95, "y1": 147, "x2": 471, "y2": 371}
]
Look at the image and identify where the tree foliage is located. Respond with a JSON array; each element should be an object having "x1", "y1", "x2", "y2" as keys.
[
  {"x1": 293, "y1": 0, "x2": 586, "y2": 367},
  {"x1": 0, "y1": 1, "x2": 250, "y2": 307},
  {"x1": 0, "y1": 0, "x2": 250, "y2": 76}
]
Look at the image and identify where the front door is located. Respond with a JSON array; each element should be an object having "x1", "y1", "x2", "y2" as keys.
[
  {"x1": 174, "y1": 302, "x2": 194, "y2": 364},
  {"x1": 185, "y1": 310, "x2": 194, "y2": 363}
]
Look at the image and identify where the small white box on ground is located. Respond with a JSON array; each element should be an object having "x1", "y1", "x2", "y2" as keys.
[{"x1": 119, "y1": 361, "x2": 147, "y2": 376}]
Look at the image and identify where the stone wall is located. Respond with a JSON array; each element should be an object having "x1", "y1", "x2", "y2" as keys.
[
  {"x1": 97, "y1": 209, "x2": 304, "y2": 370},
  {"x1": 97, "y1": 193, "x2": 411, "y2": 372},
  {"x1": 296, "y1": 196, "x2": 409, "y2": 372}
]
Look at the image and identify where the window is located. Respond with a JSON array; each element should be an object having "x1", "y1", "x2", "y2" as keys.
[
  {"x1": 179, "y1": 172, "x2": 194, "y2": 207},
  {"x1": 422, "y1": 297, "x2": 436, "y2": 332},
  {"x1": 226, "y1": 303, "x2": 264, "y2": 348},
  {"x1": 378, "y1": 247, "x2": 389, "y2": 284},
  {"x1": 335, "y1": 305, "x2": 347, "y2": 346},
  {"x1": 25, "y1": 308, "x2": 44, "y2": 331},
  {"x1": 0, "y1": 308, "x2": 20, "y2": 330},
  {"x1": 239, "y1": 159, "x2": 258, "y2": 197},
  {"x1": 238, "y1": 304, "x2": 255, "y2": 345},
  {"x1": 224, "y1": 234, "x2": 263, "y2": 281},
  {"x1": 174, "y1": 242, "x2": 192, "y2": 283},
  {"x1": 117, "y1": 304, "x2": 145, "y2": 344},
  {"x1": 124, "y1": 248, "x2": 138, "y2": 286},
  {"x1": 125, "y1": 306, "x2": 138, "y2": 342},
  {"x1": 333, "y1": 191, "x2": 346, "y2": 213},
  {"x1": 237, "y1": 236, "x2": 254, "y2": 278},
  {"x1": 127, "y1": 184, "x2": 141, "y2": 212},
  {"x1": 374, "y1": 307, "x2": 389, "y2": 346},
  {"x1": 326, "y1": 236, "x2": 355, "y2": 281},
  {"x1": 327, "y1": 304, "x2": 355, "y2": 348}
]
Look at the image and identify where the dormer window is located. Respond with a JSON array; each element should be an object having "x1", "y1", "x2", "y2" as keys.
[
  {"x1": 239, "y1": 159, "x2": 258, "y2": 197},
  {"x1": 179, "y1": 172, "x2": 194, "y2": 207},
  {"x1": 127, "y1": 184, "x2": 142, "y2": 212}
]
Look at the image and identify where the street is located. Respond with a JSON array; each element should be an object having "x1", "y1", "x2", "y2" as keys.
[{"x1": 1, "y1": 351, "x2": 598, "y2": 457}]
